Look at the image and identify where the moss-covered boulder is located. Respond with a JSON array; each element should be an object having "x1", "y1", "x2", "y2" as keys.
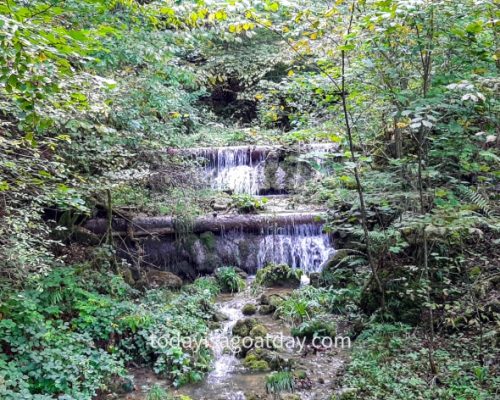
[
  {"x1": 243, "y1": 353, "x2": 270, "y2": 371},
  {"x1": 255, "y1": 264, "x2": 302, "y2": 288},
  {"x1": 245, "y1": 348, "x2": 293, "y2": 371},
  {"x1": 137, "y1": 270, "x2": 183, "y2": 290},
  {"x1": 232, "y1": 318, "x2": 258, "y2": 337},
  {"x1": 249, "y1": 324, "x2": 268, "y2": 338},
  {"x1": 242, "y1": 303, "x2": 257, "y2": 315},
  {"x1": 258, "y1": 304, "x2": 275, "y2": 315}
]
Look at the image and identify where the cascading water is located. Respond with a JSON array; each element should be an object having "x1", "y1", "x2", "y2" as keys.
[
  {"x1": 195, "y1": 146, "x2": 266, "y2": 195},
  {"x1": 191, "y1": 143, "x2": 337, "y2": 195},
  {"x1": 219, "y1": 223, "x2": 334, "y2": 275},
  {"x1": 256, "y1": 224, "x2": 333, "y2": 274}
]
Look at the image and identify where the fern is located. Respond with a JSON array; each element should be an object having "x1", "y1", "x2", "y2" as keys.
[{"x1": 457, "y1": 185, "x2": 492, "y2": 217}]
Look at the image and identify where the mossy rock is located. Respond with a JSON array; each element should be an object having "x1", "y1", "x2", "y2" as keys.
[
  {"x1": 258, "y1": 304, "x2": 275, "y2": 315},
  {"x1": 242, "y1": 303, "x2": 257, "y2": 315},
  {"x1": 255, "y1": 264, "x2": 301, "y2": 288},
  {"x1": 243, "y1": 354, "x2": 270, "y2": 371},
  {"x1": 309, "y1": 272, "x2": 321, "y2": 288},
  {"x1": 246, "y1": 348, "x2": 293, "y2": 371},
  {"x1": 137, "y1": 270, "x2": 183, "y2": 290},
  {"x1": 293, "y1": 370, "x2": 307, "y2": 380},
  {"x1": 232, "y1": 318, "x2": 258, "y2": 337},
  {"x1": 213, "y1": 311, "x2": 229, "y2": 322},
  {"x1": 200, "y1": 231, "x2": 216, "y2": 251},
  {"x1": 249, "y1": 324, "x2": 268, "y2": 338}
]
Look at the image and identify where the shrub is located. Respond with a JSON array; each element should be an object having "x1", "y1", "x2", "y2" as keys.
[
  {"x1": 0, "y1": 267, "x2": 217, "y2": 398},
  {"x1": 255, "y1": 264, "x2": 302, "y2": 288},
  {"x1": 146, "y1": 385, "x2": 170, "y2": 400},
  {"x1": 291, "y1": 318, "x2": 336, "y2": 339},
  {"x1": 231, "y1": 194, "x2": 268, "y2": 213},
  {"x1": 215, "y1": 267, "x2": 245, "y2": 293}
]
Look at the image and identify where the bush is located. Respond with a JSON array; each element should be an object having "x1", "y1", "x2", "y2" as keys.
[
  {"x1": 231, "y1": 194, "x2": 268, "y2": 213},
  {"x1": 0, "y1": 268, "x2": 217, "y2": 398},
  {"x1": 215, "y1": 267, "x2": 246, "y2": 293},
  {"x1": 291, "y1": 318, "x2": 336, "y2": 339},
  {"x1": 254, "y1": 264, "x2": 302, "y2": 288}
]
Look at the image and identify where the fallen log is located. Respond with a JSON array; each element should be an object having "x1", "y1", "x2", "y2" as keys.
[{"x1": 84, "y1": 212, "x2": 326, "y2": 237}]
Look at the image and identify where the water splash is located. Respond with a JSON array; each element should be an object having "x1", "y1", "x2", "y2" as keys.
[
  {"x1": 222, "y1": 224, "x2": 334, "y2": 275},
  {"x1": 256, "y1": 224, "x2": 333, "y2": 274},
  {"x1": 191, "y1": 144, "x2": 337, "y2": 195},
  {"x1": 195, "y1": 146, "x2": 265, "y2": 195}
]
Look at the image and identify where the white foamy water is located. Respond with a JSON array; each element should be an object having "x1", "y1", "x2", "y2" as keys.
[
  {"x1": 194, "y1": 146, "x2": 265, "y2": 195},
  {"x1": 256, "y1": 224, "x2": 334, "y2": 274},
  {"x1": 191, "y1": 144, "x2": 337, "y2": 195}
]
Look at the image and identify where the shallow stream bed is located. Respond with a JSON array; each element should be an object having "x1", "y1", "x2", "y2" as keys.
[{"x1": 119, "y1": 281, "x2": 348, "y2": 400}]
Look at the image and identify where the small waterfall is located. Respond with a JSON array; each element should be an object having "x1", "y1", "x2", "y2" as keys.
[
  {"x1": 190, "y1": 144, "x2": 337, "y2": 195},
  {"x1": 256, "y1": 224, "x2": 333, "y2": 274},
  {"x1": 195, "y1": 146, "x2": 265, "y2": 195},
  {"x1": 221, "y1": 223, "x2": 334, "y2": 275}
]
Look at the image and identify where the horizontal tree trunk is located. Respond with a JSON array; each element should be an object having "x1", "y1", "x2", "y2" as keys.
[{"x1": 84, "y1": 212, "x2": 326, "y2": 237}]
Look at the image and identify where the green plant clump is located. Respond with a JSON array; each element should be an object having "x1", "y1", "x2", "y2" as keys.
[
  {"x1": 0, "y1": 267, "x2": 217, "y2": 398},
  {"x1": 266, "y1": 371, "x2": 295, "y2": 394},
  {"x1": 231, "y1": 194, "x2": 268, "y2": 213},
  {"x1": 215, "y1": 267, "x2": 246, "y2": 293}
]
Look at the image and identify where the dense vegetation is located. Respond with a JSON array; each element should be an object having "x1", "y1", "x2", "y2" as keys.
[{"x1": 0, "y1": 0, "x2": 498, "y2": 399}]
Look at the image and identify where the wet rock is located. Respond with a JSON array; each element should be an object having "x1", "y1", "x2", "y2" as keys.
[
  {"x1": 309, "y1": 272, "x2": 321, "y2": 288},
  {"x1": 211, "y1": 197, "x2": 232, "y2": 211},
  {"x1": 232, "y1": 318, "x2": 258, "y2": 337},
  {"x1": 243, "y1": 354, "x2": 270, "y2": 371},
  {"x1": 293, "y1": 370, "x2": 307, "y2": 380},
  {"x1": 107, "y1": 375, "x2": 135, "y2": 394},
  {"x1": 213, "y1": 311, "x2": 229, "y2": 322},
  {"x1": 255, "y1": 264, "x2": 301, "y2": 288},
  {"x1": 258, "y1": 304, "x2": 275, "y2": 315},
  {"x1": 246, "y1": 348, "x2": 293, "y2": 371},
  {"x1": 242, "y1": 303, "x2": 257, "y2": 315},
  {"x1": 234, "y1": 267, "x2": 249, "y2": 279},
  {"x1": 259, "y1": 293, "x2": 270, "y2": 305},
  {"x1": 137, "y1": 270, "x2": 183, "y2": 290}
]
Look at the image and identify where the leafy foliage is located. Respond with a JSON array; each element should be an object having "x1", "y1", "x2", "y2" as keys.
[
  {"x1": 266, "y1": 371, "x2": 295, "y2": 395},
  {"x1": 0, "y1": 267, "x2": 217, "y2": 398},
  {"x1": 214, "y1": 266, "x2": 245, "y2": 293}
]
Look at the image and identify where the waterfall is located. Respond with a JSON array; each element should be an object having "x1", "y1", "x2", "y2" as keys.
[
  {"x1": 190, "y1": 143, "x2": 337, "y2": 195},
  {"x1": 194, "y1": 146, "x2": 265, "y2": 195},
  {"x1": 221, "y1": 224, "x2": 334, "y2": 275},
  {"x1": 256, "y1": 224, "x2": 333, "y2": 274}
]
